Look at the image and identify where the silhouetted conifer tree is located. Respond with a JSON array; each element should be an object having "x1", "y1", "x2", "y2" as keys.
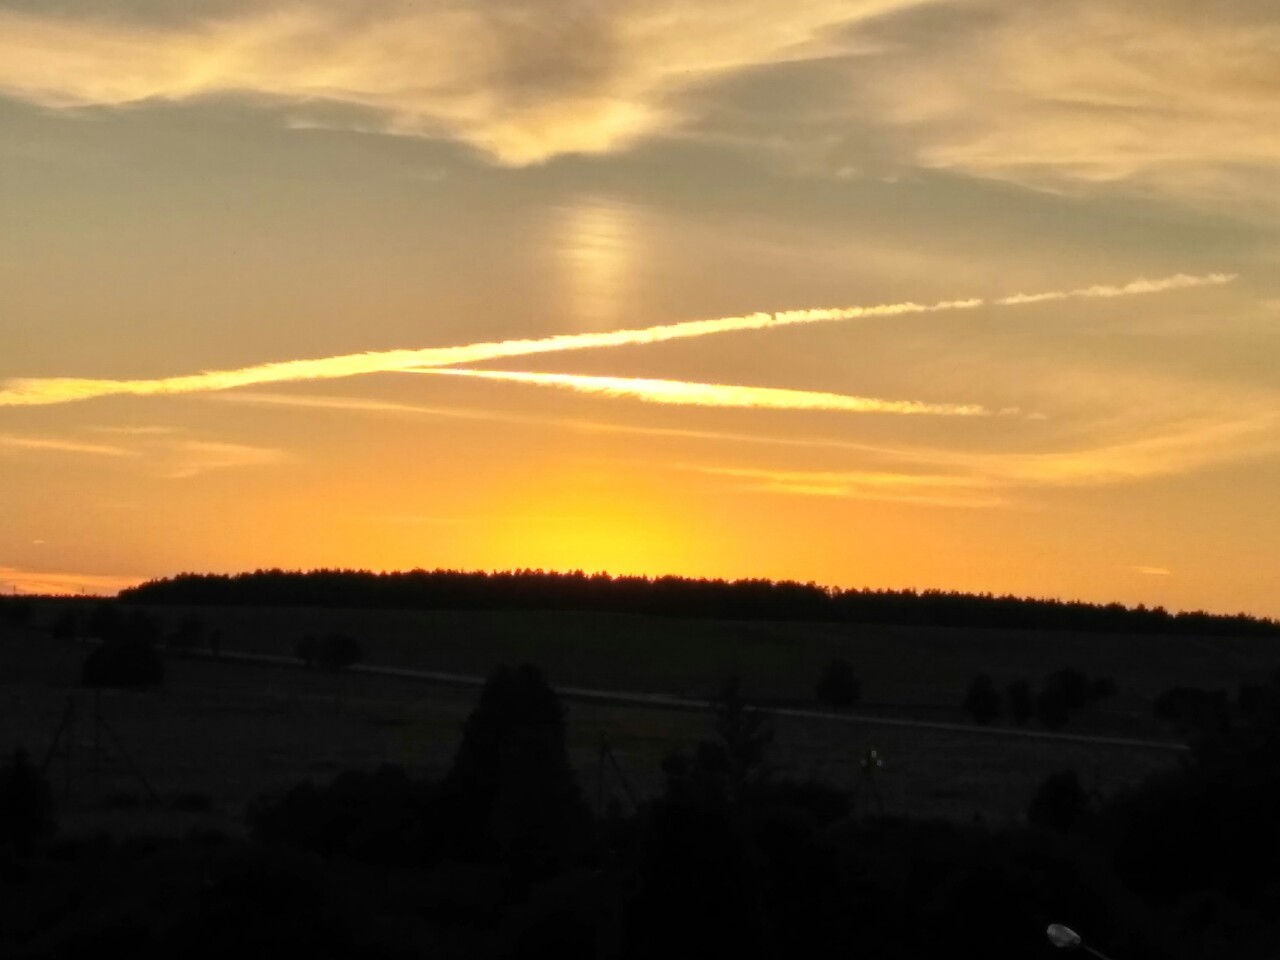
[{"x1": 443, "y1": 664, "x2": 589, "y2": 877}]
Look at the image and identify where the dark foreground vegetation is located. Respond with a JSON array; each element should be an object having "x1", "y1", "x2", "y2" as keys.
[
  {"x1": 5, "y1": 651, "x2": 1280, "y2": 960},
  {"x1": 120, "y1": 569, "x2": 1280, "y2": 638}
]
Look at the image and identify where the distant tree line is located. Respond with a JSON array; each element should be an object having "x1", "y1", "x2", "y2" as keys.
[
  {"x1": 963, "y1": 668, "x2": 1118, "y2": 729},
  {"x1": 117, "y1": 569, "x2": 1280, "y2": 637}
]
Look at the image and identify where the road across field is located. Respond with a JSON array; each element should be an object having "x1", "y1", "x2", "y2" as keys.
[{"x1": 198, "y1": 646, "x2": 1190, "y2": 754}]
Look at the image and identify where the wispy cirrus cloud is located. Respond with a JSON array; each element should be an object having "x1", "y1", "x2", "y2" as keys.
[
  {"x1": 0, "y1": 272, "x2": 1232, "y2": 408},
  {"x1": 0, "y1": 0, "x2": 929, "y2": 165},
  {"x1": 686, "y1": 403, "x2": 1280, "y2": 505},
  {"x1": 90, "y1": 425, "x2": 180, "y2": 436},
  {"x1": 161, "y1": 441, "x2": 295, "y2": 479},
  {"x1": 214, "y1": 390, "x2": 931, "y2": 452},
  {"x1": 0, "y1": 434, "x2": 137, "y2": 457},
  {"x1": 411, "y1": 368, "x2": 995, "y2": 416},
  {"x1": 863, "y1": 1, "x2": 1280, "y2": 209},
  {"x1": 686, "y1": 463, "x2": 1004, "y2": 507},
  {"x1": 0, "y1": 428, "x2": 290, "y2": 478}
]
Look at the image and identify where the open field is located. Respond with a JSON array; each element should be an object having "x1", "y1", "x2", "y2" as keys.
[
  {"x1": 33, "y1": 599, "x2": 1280, "y2": 735},
  {"x1": 5, "y1": 602, "x2": 1245, "y2": 835}
]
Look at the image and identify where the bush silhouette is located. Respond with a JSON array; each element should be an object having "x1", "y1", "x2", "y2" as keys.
[
  {"x1": 815, "y1": 658, "x2": 860, "y2": 708},
  {"x1": 250, "y1": 765, "x2": 435, "y2": 866},
  {"x1": 963, "y1": 673, "x2": 1001, "y2": 724},
  {"x1": 0, "y1": 749, "x2": 55, "y2": 855}
]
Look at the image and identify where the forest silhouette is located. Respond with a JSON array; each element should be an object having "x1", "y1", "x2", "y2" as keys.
[{"x1": 120, "y1": 568, "x2": 1278, "y2": 638}]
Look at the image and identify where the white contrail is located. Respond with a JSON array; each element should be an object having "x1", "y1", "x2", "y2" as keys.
[
  {"x1": 0, "y1": 272, "x2": 1234, "y2": 407},
  {"x1": 996, "y1": 272, "x2": 1235, "y2": 305},
  {"x1": 411, "y1": 368, "x2": 994, "y2": 416}
]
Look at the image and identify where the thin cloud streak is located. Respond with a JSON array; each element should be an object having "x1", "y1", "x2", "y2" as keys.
[
  {"x1": 0, "y1": 434, "x2": 137, "y2": 457},
  {"x1": 682, "y1": 464, "x2": 1006, "y2": 507},
  {"x1": 215, "y1": 390, "x2": 915, "y2": 454},
  {"x1": 681, "y1": 406, "x2": 1280, "y2": 505},
  {"x1": 162, "y1": 441, "x2": 295, "y2": 479},
  {"x1": 411, "y1": 369, "x2": 993, "y2": 416},
  {"x1": 0, "y1": 272, "x2": 1233, "y2": 408}
]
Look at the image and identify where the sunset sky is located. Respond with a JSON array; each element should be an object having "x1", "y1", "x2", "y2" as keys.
[{"x1": 3, "y1": 1, "x2": 1280, "y2": 616}]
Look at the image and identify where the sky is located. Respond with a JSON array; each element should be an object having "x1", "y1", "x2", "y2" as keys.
[{"x1": 2, "y1": 0, "x2": 1280, "y2": 616}]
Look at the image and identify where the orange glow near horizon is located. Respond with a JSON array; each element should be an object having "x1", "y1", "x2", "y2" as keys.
[{"x1": 3, "y1": 2, "x2": 1280, "y2": 618}]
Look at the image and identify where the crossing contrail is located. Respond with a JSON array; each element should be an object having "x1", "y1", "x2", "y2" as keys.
[
  {"x1": 410, "y1": 369, "x2": 996, "y2": 416},
  {"x1": 0, "y1": 272, "x2": 1234, "y2": 407}
]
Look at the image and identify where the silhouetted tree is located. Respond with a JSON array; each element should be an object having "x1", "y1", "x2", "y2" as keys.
[
  {"x1": 1007, "y1": 678, "x2": 1033, "y2": 726},
  {"x1": 815, "y1": 658, "x2": 860, "y2": 708},
  {"x1": 0, "y1": 749, "x2": 55, "y2": 856},
  {"x1": 963, "y1": 673, "x2": 1001, "y2": 724},
  {"x1": 442, "y1": 664, "x2": 590, "y2": 877},
  {"x1": 712, "y1": 676, "x2": 775, "y2": 788},
  {"x1": 662, "y1": 676, "x2": 776, "y2": 811}
]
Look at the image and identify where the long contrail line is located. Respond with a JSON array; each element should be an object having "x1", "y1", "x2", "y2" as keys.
[
  {"x1": 411, "y1": 369, "x2": 995, "y2": 416},
  {"x1": 0, "y1": 272, "x2": 1234, "y2": 408}
]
